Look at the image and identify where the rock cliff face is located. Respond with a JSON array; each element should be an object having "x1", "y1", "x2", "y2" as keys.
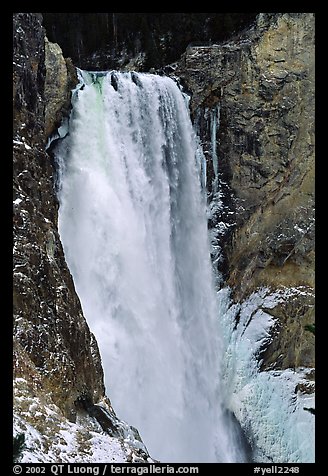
[
  {"x1": 13, "y1": 13, "x2": 151, "y2": 463},
  {"x1": 173, "y1": 12, "x2": 315, "y2": 371}
]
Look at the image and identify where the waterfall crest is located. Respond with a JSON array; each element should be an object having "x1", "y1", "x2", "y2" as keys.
[{"x1": 56, "y1": 70, "x2": 241, "y2": 462}]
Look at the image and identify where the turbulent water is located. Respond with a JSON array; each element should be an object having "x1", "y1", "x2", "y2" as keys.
[{"x1": 56, "y1": 70, "x2": 244, "y2": 462}]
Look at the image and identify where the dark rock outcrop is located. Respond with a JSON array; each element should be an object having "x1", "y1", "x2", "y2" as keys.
[{"x1": 13, "y1": 13, "x2": 45, "y2": 145}]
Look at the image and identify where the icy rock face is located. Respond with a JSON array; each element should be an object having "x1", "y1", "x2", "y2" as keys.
[
  {"x1": 13, "y1": 11, "x2": 104, "y2": 421},
  {"x1": 13, "y1": 13, "x2": 151, "y2": 462}
]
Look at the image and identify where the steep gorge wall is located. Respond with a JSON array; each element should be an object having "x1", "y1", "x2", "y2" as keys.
[{"x1": 173, "y1": 12, "x2": 315, "y2": 373}]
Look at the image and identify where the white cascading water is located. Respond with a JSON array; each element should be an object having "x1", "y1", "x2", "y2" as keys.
[{"x1": 55, "y1": 70, "x2": 244, "y2": 463}]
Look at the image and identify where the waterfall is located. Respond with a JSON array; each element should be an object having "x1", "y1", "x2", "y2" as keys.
[
  {"x1": 55, "y1": 70, "x2": 243, "y2": 463},
  {"x1": 210, "y1": 105, "x2": 220, "y2": 194}
]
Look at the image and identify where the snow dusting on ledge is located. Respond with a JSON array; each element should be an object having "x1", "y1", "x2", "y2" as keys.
[{"x1": 14, "y1": 378, "x2": 155, "y2": 463}]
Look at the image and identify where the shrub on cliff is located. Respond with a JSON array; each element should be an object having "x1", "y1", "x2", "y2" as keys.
[{"x1": 13, "y1": 433, "x2": 26, "y2": 463}]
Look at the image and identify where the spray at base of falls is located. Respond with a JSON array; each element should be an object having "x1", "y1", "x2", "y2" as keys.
[{"x1": 55, "y1": 70, "x2": 246, "y2": 463}]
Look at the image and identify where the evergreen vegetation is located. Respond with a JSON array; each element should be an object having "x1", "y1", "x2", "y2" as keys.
[
  {"x1": 304, "y1": 323, "x2": 315, "y2": 335},
  {"x1": 303, "y1": 407, "x2": 315, "y2": 415},
  {"x1": 13, "y1": 433, "x2": 26, "y2": 463}
]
